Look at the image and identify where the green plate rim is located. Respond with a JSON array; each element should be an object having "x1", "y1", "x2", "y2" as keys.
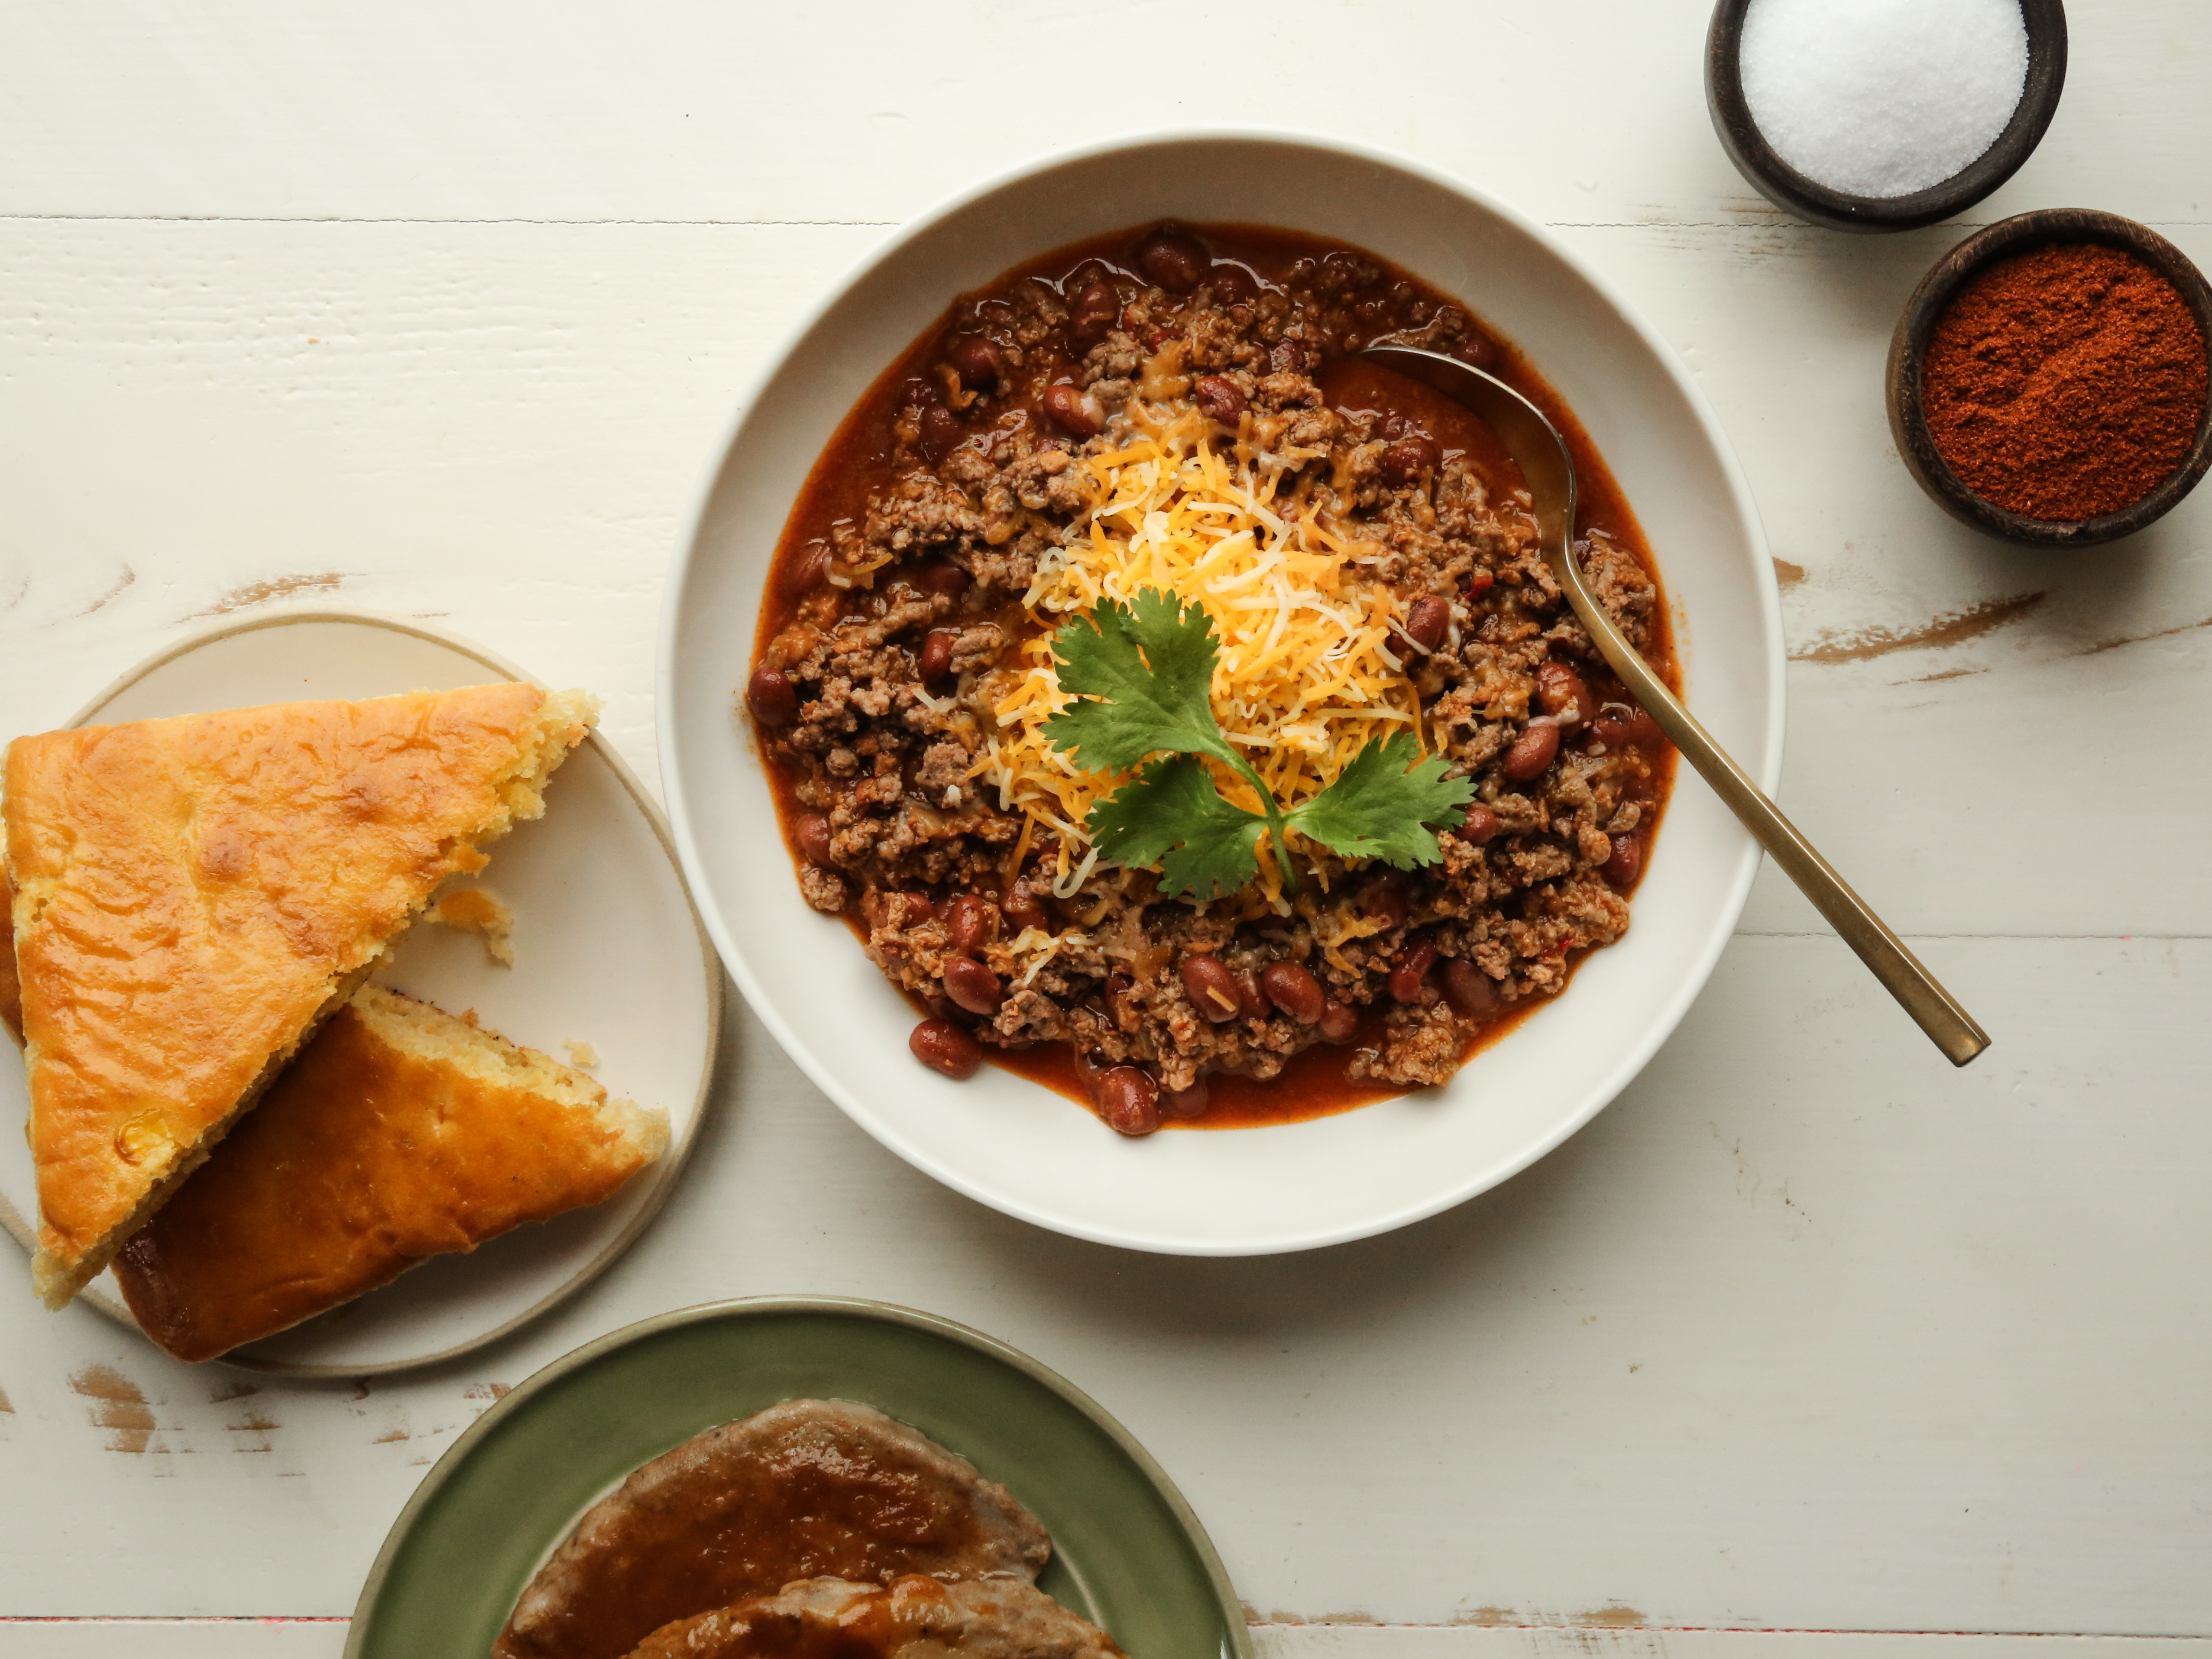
[{"x1": 343, "y1": 1293, "x2": 1256, "y2": 1659}]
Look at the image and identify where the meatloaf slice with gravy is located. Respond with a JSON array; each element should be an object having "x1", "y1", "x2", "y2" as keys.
[
  {"x1": 625, "y1": 1577, "x2": 1124, "y2": 1659},
  {"x1": 495, "y1": 1399, "x2": 1051, "y2": 1659}
]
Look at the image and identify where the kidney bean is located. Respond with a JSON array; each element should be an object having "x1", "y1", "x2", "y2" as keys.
[
  {"x1": 1103, "y1": 970, "x2": 1132, "y2": 1003},
  {"x1": 946, "y1": 894, "x2": 998, "y2": 953},
  {"x1": 910, "y1": 1018, "x2": 982, "y2": 1080},
  {"x1": 1379, "y1": 436, "x2": 1440, "y2": 487},
  {"x1": 1449, "y1": 331, "x2": 1501, "y2": 374},
  {"x1": 896, "y1": 376, "x2": 939, "y2": 409},
  {"x1": 1194, "y1": 375, "x2": 1247, "y2": 426},
  {"x1": 918, "y1": 404, "x2": 963, "y2": 463},
  {"x1": 1260, "y1": 961, "x2": 1326, "y2": 1025},
  {"x1": 1235, "y1": 968, "x2": 1268, "y2": 1021},
  {"x1": 1095, "y1": 1066, "x2": 1161, "y2": 1136},
  {"x1": 1604, "y1": 834, "x2": 1644, "y2": 888},
  {"x1": 1208, "y1": 262, "x2": 1260, "y2": 304},
  {"x1": 1442, "y1": 959, "x2": 1499, "y2": 1018},
  {"x1": 1389, "y1": 940, "x2": 1438, "y2": 1004},
  {"x1": 942, "y1": 955, "x2": 1004, "y2": 1017},
  {"x1": 1405, "y1": 594, "x2": 1451, "y2": 651},
  {"x1": 948, "y1": 334, "x2": 1001, "y2": 392},
  {"x1": 1041, "y1": 382, "x2": 1103, "y2": 437},
  {"x1": 794, "y1": 813, "x2": 835, "y2": 865},
  {"x1": 1004, "y1": 880, "x2": 1049, "y2": 933},
  {"x1": 1180, "y1": 953, "x2": 1243, "y2": 1024},
  {"x1": 916, "y1": 561, "x2": 971, "y2": 597},
  {"x1": 1625, "y1": 709, "x2": 1664, "y2": 747},
  {"x1": 1159, "y1": 1079, "x2": 1211, "y2": 1119},
  {"x1": 1070, "y1": 280, "x2": 1121, "y2": 345},
  {"x1": 894, "y1": 891, "x2": 938, "y2": 928},
  {"x1": 918, "y1": 627, "x2": 956, "y2": 684},
  {"x1": 783, "y1": 541, "x2": 830, "y2": 598},
  {"x1": 1270, "y1": 339, "x2": 1308, "y2": 374},
  {"x1": 1500, "y1": 720, "x2": 1560, "y2": 781},
  {"x1": 745, "y1": 667, "x2": 798, "y2": 727},
  {"x1": 1318, "y1": 997, "x2": 1360, "y2": 1043},
  {"x1": 1360, "y1": 874, "x2": 1410, "y2": 929},
  {"x1": 1456, "y1": 804, "x2": 1500, "y2": 846},
  {"x1": 1135, "y1": 227, "x2": 1208, "y2": 293},
  {"x1": 1535, "y1": 661, "x2": 1591, "y2": 726}
]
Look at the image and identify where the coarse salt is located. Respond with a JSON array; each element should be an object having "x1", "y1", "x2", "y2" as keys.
[{"x1": 1740, "y1": 0, "x2": 2028, "y2": 199}]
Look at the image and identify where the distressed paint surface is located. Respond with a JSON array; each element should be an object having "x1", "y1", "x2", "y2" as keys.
[{"x1": 0, "y1": 0, "x2": 2207, "y2": 1652}]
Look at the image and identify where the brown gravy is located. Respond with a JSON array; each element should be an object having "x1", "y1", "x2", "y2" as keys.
[{"x1": 495, "y1": 1402, "x2": 1048, "y2": 1659}]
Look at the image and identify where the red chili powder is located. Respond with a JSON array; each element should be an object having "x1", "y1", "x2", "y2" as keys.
[{"x1": 1921, "y1": 243, "x2": 2208, "y2": 521}]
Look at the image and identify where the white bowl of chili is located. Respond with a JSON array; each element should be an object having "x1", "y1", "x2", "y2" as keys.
[{"x1": 659, "y1": 131, "x2": 1782, "y2": 1256}]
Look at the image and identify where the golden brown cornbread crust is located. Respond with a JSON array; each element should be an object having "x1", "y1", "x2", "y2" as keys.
[
  {"x1": 113, "y1": 984, "x2": 664, "y2": 1362},
  {"x1": 0, "y1": 866, "x2": 20, "y2": 1047},
  {"x1": 3, "y1": 683, "x2": 596, "y2": 1307}
]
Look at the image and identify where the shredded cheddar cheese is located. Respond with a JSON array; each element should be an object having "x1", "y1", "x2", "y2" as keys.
[{"x1": 974, "y1": 403, "x2": 1428, "y2": 901}]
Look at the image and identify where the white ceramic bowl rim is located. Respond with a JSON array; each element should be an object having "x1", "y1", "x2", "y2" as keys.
[{"x1": 658, "y1": 126, "x2": 1783, "y2": 1256}]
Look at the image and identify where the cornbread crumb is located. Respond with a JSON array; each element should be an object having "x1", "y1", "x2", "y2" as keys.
[
  {"x1": 435, "y1": 886, "x2": 515, "y2": 966},
  {"x1": 565, "y1": 1039, "x2": 599, "y2": 1069}
]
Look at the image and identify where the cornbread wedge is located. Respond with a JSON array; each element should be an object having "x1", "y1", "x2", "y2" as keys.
[
  {"x1": 3, "y1": 683, "x2": 596, "y2": 1307},
  {"x1": 113, "y1": 984, "x2": 664, "y2": 1362}
]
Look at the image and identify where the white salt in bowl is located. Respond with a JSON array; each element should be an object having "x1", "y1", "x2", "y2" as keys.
[
  {"x1": 1706, "y1": 0, "x2": 2068, "y2": 233},
  {"x1": 659, "y1": 131, "x2": 1782, "y2": 1255}
]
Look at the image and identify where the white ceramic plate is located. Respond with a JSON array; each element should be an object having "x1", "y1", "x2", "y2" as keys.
[
  {"x1": 0, "y1": 610, "x2": 722, "y2": 1373},
  {"x1": 660, "y1": 131, "x2": 1782, "y2": 1257}
]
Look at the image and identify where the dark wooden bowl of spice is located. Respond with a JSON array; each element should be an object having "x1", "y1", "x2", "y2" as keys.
[
  {"x1": 1888, "y1": 208, "x2": 2212, "y2": 546},
  {"x1": 1707, "y1": 0, "x2": 2067, "y2": 233}
]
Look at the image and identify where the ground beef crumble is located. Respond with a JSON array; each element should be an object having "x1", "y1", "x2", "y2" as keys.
[{"x1": 745, "y1": 224, "x2": 1672, "y2": 1131}]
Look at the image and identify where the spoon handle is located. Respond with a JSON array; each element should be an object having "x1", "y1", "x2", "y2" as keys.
[{"x1": 1561, "y1": 563, "x2": 1991, "y2": 1066}]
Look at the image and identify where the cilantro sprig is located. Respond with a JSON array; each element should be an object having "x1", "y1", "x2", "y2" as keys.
[{"x1": 1040, "y1": 590, "x2": 1476, "y2": 900}]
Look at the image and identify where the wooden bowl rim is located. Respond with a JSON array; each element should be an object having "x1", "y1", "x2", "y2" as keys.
[
  {"x1": 1885, "y1": 207, "x2": 2212, "y2": 547},
  {"x1": 1705, "y1": 0, "x2": 2068, "y2": 234}
]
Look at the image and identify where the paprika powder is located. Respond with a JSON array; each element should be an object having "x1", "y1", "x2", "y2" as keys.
[{"x1": 1921, "y1": 242, "x2": 2207, "y2": 521}]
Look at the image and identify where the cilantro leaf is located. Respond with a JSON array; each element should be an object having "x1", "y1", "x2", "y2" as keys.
[
  {"x1": 1039, "y1": 588, "x2": 1473, "y2": 899},
  {"x1": 1281, "y1": 733, "x2": 1477, "y2": 868},
  {"x1": 1040, "y1": 590, "x2": 1237, "y2": 775},
  {"x1": 1088, "y1": 755, "x2": 1268, "y2": 900}
]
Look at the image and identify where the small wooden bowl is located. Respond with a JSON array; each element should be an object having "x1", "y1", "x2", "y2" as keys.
[
  {"x1": 1887, "y1": 209, "x2": 2212, "y2": 547},
  {"x1": 1706, "y1": 0, "x2": 2068, "y2": 233}
]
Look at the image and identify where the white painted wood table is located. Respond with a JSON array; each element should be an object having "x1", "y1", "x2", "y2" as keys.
[{"x1": 2, "y1": 3, "x2": 2206, "y2": 1655}]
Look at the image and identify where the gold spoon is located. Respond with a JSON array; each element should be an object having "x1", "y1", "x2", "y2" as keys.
[{"x1": 1363, "y1": 344, "x2": 1989, "y2": 1066}]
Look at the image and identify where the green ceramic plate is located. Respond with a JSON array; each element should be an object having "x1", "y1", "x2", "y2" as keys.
[{"x1": 347, "y1": 1296, "x2": 1251, "y2": 1659}]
